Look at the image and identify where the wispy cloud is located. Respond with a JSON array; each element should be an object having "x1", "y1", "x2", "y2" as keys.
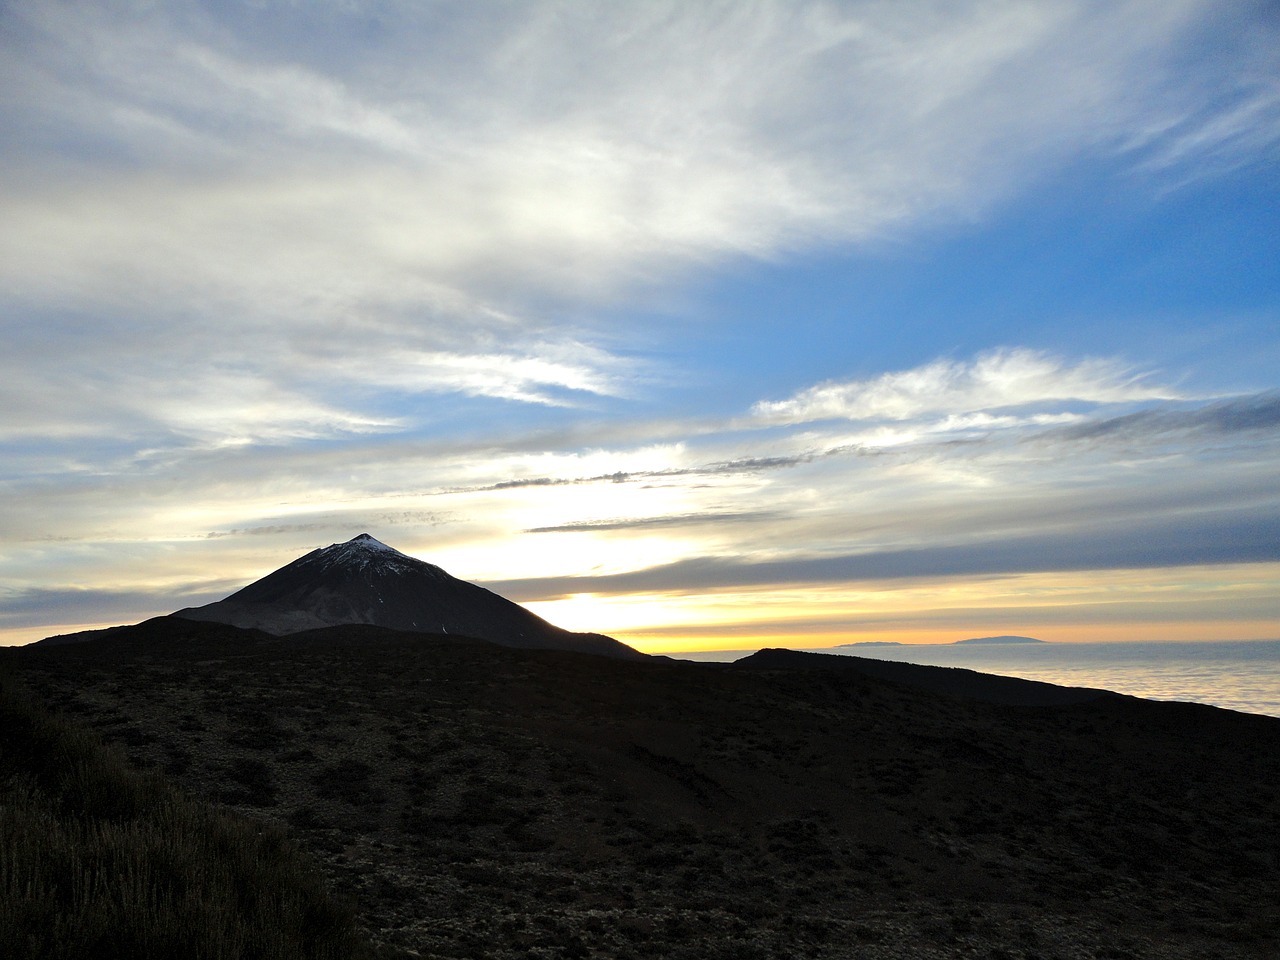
[
  {"x1": 3, "y1": 1, "x2": 1271, "y2": 454},
  {"x1": 1046, "y1": 392, "x2": 1280, "y2": 444},
  {"x1": 526, "y1": 511, "x2": 779, "y2": 534},
  {"x1": 751, "y1": 349, "x2": 1180, "y2": 425}
]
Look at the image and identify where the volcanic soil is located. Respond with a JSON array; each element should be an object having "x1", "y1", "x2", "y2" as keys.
[{"x1": 7, "y1": 620, "x2": 1280, "y2": 959}]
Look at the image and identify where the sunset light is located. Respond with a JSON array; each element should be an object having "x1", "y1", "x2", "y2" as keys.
[{"x1": 1, "y1": 1, "x2": 1276, "y2": 653}]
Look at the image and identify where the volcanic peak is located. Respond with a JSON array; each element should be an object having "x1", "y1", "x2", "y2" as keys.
[{"x1": 170, "y1": 533, "x2": 645, "y2": 659}]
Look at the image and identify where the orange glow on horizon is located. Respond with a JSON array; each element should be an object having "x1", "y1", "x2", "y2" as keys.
[
  {"x1": 616, "y1": 622, "x2": 1280, "y2": 657},
  {"x1": 3, "y1": 562, "x2": 1276, "y2": 653},
  {"x1": 525, "y1": 563, "x2": 1280, "y2": 656}
]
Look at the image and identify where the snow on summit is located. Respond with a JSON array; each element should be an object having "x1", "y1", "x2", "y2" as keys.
[
  {"x1": 310, "y1": 533, "x2": 431, "y2": 575},
  {"x1": 325, "y1": 533, "x2": 401, "y2": 557}
]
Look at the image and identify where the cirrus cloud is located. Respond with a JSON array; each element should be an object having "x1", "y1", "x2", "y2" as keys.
[{"x1": 751, "y1": 349, "x2": 1182, "y2": 425}]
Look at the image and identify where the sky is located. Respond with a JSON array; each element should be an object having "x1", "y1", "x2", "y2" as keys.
[{"x1": 2, "y1": 0, "x2": 1278, "y2": 653}]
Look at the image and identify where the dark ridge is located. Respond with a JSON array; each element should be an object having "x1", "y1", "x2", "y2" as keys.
[
  {"x1": 733, "y1": 647, "x2": 1109, "y2": 706},
  {"x1": 34, "y1": 616, "x2": 273, "y2": 648}
]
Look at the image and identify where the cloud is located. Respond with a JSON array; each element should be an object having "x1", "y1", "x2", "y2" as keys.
[
  {"x1": 202, "y1": 512, "x2": 446, "y2": 540},
  {"x1": 0, "y1": 585, "x2": 223, "y2": 631},
  {"x1": 488, "y1": 507, "x2": 1280, "y2": 600},
  {"x1": 1, "y1": 3, "x2": 1277, "y2": 643},
  {"x1": 0, "y1": 0, "x2": 1270, "y2": 477},
  {"x1": 307, "y1": 345, "x2": 633, "y2": 407},
  {"x1": 526, "y1": 511, "x2": 779, "y2": 534},
  {"x1": 1121, "y1": 7, "x2": 1280, "y2": 181},
  {"x1": 1047, "y1": 391, "x2": 1280, "y2": 444},
  {"x1": 0, "y1": 345, "x2": 1267, "y2": 569},
  {"x1": 751, "y1": 349, "x2": 1180, "y2": 425}
]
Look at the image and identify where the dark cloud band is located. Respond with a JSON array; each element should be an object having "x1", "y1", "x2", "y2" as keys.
[{"x1": 487, "y1": 509, "x2": 1280, "y2": 600}]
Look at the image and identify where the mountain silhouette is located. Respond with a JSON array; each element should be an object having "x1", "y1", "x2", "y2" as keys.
[{"x1": 172, "y1": 533, "x2": 642, "y2": 659}]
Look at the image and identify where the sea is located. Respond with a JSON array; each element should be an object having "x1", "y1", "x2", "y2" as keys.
[{"x1": 678, "y1": 640, "x2": 1280, "y2": 718}]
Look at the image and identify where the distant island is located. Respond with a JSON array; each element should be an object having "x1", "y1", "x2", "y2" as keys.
[
  {"x1": 836, "y1": 635, "x2": 1045, "y2": 649},
  {"x1": 955, "y1": 635, "x2": 1046, "y2": 645}
]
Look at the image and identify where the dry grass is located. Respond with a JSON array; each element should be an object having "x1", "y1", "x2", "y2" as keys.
[{"x1": 0, "y1": 669, "x2": 370, "y2": 960}]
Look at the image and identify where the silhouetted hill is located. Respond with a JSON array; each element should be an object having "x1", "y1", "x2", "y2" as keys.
[
  {"x1": 736, "y1": 648, "x2": 1107, "y2": 706},
  {"x1": 7, "y1": 626, "x2": 1278, "y2": 959},
  {"x1": 36, "y1": 616, "x2": 272, "y2": 648}
]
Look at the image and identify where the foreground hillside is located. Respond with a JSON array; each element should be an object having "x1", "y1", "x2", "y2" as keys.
[
  {"x1": 0, "y1": 667, "x2": 370, "y2": 960},
  {"x1": 7, "y1": 622, "x2": 1280, "y2": 959}
]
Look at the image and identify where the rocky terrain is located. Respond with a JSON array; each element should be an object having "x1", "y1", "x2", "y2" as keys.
[{"x1": 7, "y1": 620, "x2": 1280, "y2": 959}]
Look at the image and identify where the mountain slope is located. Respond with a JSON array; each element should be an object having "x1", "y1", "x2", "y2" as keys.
[{"x1": 172, "y1": 534, "x2": 642, "y2": 660}]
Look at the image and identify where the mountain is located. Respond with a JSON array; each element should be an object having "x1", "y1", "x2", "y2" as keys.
[
  {"x1": 171, "y1": 533, "x2": 642, "y2": 660},
  {"x1": 954, "y1": 634, "x2": 1045, "y2": 644}
]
